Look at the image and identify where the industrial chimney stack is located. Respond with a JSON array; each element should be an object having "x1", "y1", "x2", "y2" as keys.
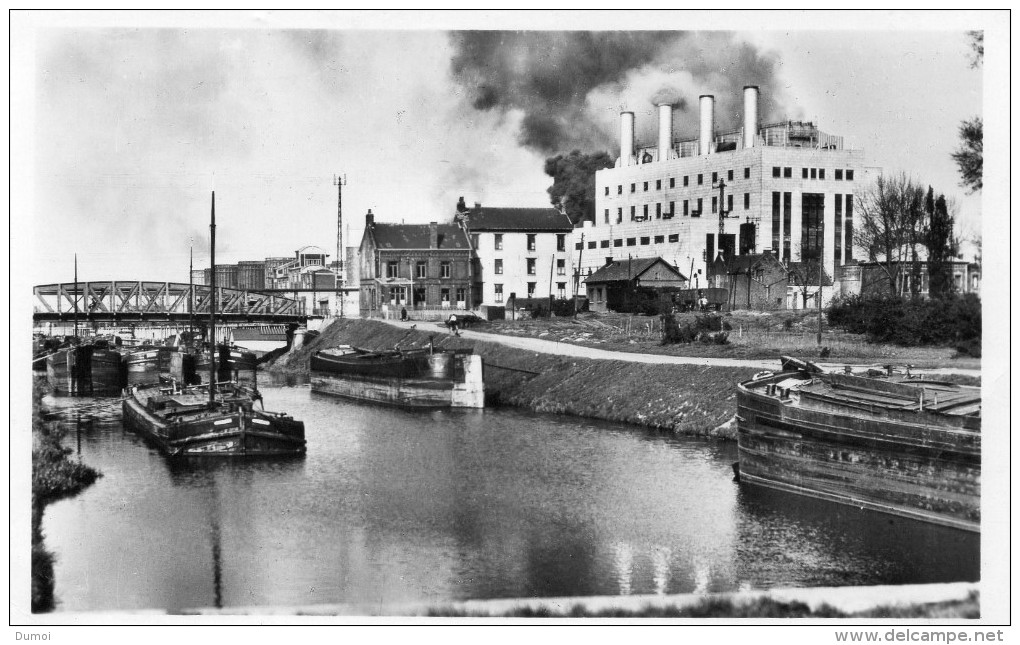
[
  {"x1": 657, "y1": 103, "x2": 673, "y2": 162},
  {"x1": 743, "y1": 85, "x2": 759, "y2": 149},
  {"x1": 699, "y1": 95, "x2": 715, "y2": 156},
  {"x1": 619, "y1": 111, "x2": 635, "y2": 166}
]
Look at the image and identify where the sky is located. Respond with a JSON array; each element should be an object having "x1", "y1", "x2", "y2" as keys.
[{"x1": 14, "y1": 11, "x2": 996, "y2": 286}]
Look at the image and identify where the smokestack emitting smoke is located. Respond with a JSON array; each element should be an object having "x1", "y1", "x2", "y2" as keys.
[
  {"x1": 744, "y1": 85, "x2": 759, "y2": 148},
  {"x1": 620, "y1": 111, "x2": 635, "y2": 166},
  {"x1": 449, "y1": 31, "x2": 800, "y2": 157},
  {"x1": 657, "y1": 103, "x2": 674, "y2": 161},
  {"x1": 699, "y1": 95, "x2": 715, "y2": 156}
]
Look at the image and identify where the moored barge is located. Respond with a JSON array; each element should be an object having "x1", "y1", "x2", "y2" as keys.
[
  {"x1": 122, "y1": 381, "x2": 306, "y2": 457},
  {"x1": 736, "y1": 358, "x2": 980, "y2": 532},
  {"x1": 310, "y1": 345, "x2": 485, "y2": 408}
]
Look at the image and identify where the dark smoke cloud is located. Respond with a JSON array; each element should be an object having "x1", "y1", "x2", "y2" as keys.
[{"x1": 449, "y1": 30, "x2": 801, "y2": 156}]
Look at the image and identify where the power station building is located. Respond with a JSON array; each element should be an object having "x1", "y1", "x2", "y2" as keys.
[{"x1": 580, "y1": 86, "x2": 865, "y2": 295}]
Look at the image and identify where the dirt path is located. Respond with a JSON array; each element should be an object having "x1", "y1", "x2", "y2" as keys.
[{"x1": 378, "y1": 318, "x2": 981, "y2": 377}]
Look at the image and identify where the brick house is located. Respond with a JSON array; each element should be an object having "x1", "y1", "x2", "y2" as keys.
[{"x1": 358, "y1": 210, "x2": 474, "y2": 316}]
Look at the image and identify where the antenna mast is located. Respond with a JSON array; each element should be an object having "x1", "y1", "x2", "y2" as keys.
[{"x1": 333, "y1": 174, "x2": 347, "y2": 318}]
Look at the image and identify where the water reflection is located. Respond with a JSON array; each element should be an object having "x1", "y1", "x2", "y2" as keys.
[{"x1": 39, "y1": 384, "x2": 979, "y2": 612}]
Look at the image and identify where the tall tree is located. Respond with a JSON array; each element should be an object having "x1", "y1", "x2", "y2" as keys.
[
  {"x1": 854, "y1": 173, "x2": 926, "y2": 297},
  {"x1": 926, "y1": 193, "x2": 956, "y2": 298},
  {"x1": 544, "y1": 150, "x2": 614, "y2": 226}
]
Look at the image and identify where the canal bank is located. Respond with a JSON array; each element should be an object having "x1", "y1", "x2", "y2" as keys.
[
  {"x1": 31, "y1": 376, "x2": 102, "y2": 612},
  {"x1": 267, "y1": 318, "x2": 760, "y2": 438}
]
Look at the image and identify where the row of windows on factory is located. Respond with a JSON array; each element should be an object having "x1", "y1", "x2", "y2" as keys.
[
  {"x1": 603, "y1": 193, "x2": 750, "y2": 225},
  {"x1": 492, "y1": 258, "x2": 568, "y2": 276},
  {"x1": 576, "y1": 233, "x2": 683, "y2": 251},
  {"x1": 492, "y1": 282, "x2": 567, "y2": 302},
  {"x1": 771, "y1": 167, "x2": 854, "y2": 181},
  {"x1": 487, "y1": 233, "x2": 568, "y2": 253},
  {"x1": 602, "y1": 167, "x2": 856, "y2": 199},
  {"x1": 604, "y1": 168, "x2": 749, "y2": 197}
]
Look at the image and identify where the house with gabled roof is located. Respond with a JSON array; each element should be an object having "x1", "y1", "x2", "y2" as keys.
[
  {"x1": 708, "y1": 249, "x2": 789, "y2": 310},
  {"x1": 459, "y1": 202, "x2": 575, "y2": 306},
  {"x1": 583, "y1": 256, "x2": 687, "y2": 312},
  {"x1": 358, "y1": 209, "x2": 474, "y2": 316}
]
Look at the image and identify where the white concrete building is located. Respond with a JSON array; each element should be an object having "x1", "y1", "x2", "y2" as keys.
[
  {"x1": 463, "y1": 205, "x2": 574, "y2": 305},
  {"x1": 579, "y1": 86, "x2": 865, "y2": 293}
]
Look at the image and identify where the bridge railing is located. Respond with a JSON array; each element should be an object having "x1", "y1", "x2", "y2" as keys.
[{"x1": 33, "y1": 281, "x2": 306, "y2": 320}]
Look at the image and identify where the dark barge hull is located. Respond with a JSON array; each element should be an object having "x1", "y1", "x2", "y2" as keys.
[
  {"x1": 46, "y1": 346, "x2": 124, "y2": 396},
  {"x1": 310, "y1": 350, "x2": 484, "y2": 409},
  {"x1": 736, "y1": 370, "x2": 980, "y2": 533},
  {"x1": 122, "y1": 388, "x2": 306, "y2": 458}
]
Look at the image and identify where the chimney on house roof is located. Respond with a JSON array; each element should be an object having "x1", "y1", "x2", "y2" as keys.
[
  {"x1": 429, "y1": 221, "x2": 438, "y2": 249},
  {"x1": 365, "y1": 209, "x2": 374, "y2": 227}
]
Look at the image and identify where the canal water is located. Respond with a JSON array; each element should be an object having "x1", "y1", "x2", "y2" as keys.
[{"x1": 41, "y1": 380, "x2": 979, "y2": 612}]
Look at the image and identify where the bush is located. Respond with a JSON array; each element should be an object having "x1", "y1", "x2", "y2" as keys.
[
  {"x1": 660, "y1": 313, "x2": 697, "y2": 345},
  {"x1": 694, "y1": 314, "x2": 723, "y2": 333},
  {"x1": 827, "y1": 293, "x2": 981, "y2": 347}
]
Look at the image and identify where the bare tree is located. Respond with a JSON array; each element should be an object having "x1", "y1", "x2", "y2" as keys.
[{"x1": 853, "y1": 173, "x2": 927, "y2": 297}]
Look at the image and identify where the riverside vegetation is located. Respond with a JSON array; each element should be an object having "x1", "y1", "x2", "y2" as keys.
[{"x1": 31, "y1": 376, "x2": 102, "y2": 612}]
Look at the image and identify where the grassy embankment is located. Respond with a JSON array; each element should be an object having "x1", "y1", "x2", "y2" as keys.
[
  {"x1": 476, "y1": 310, "x2": 981, "y2": 369},
  {"x1": 269, "y1": 319, "x2": 759, "y2": 438},
  {"x1": 31, "y1": 375, "x2": 102, "y2": 613}
]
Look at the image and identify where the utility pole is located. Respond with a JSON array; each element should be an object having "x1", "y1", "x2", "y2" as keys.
[
  {"x1": 713, "y1": 178, "x2": 737, "y2": 259},
  {"x1": 333, "y1": 173, "x2": 347, "y2": 318},
  {"x1": 817, "y1": 258, "x2": 823, "y2": 346}
]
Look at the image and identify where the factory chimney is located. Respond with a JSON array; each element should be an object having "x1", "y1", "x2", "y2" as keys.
[
  {"x1": 743, "y1": 85, "x2": 759, "y2": 149},
  {"x1": 657, "y1": 103, "x2": 673, "y2": 162},
  {"x1": 699, "y1": 95, "x2": 715, "y2": 156},
  {"x1": 619, "y1": 111, "x2": 635, "y2": 166}
]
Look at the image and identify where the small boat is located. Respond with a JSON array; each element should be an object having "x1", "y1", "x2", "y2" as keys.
[
  {"x1": 310, "y1": 344, "x2": 485, "y2": 408},
  {"x1": 736, "y1": 357, "x2": 980, "y2": 532},
  {"x1": 122, "y1": 380, "x2": 306, "y2": 458}
]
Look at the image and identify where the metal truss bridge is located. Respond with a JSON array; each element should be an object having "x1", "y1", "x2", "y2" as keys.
[{"x1": 33, "y1": 281, "x2": 307, "y2": 323}]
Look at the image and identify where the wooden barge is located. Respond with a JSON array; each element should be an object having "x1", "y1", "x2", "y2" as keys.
[
  {"x1": 310, "y1": 345, "x2": 485, "y2": 409},
  {"x1": 122, "y1": 381, "x2": 306, "y2": 457},
  {"x1": 736, "y1": 358, "x2": 980, "y2": 532},
  {"x1": 46, "y1": 344, "x2": 125, "y2": 396}
]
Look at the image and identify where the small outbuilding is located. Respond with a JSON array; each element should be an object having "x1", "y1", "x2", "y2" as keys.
[
  {"x1": 584, "y1": 257, "x2": 687, "y2": 312},
  {"x1": 708, "y1": 250, "x2": 789, "y2": 311}
]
